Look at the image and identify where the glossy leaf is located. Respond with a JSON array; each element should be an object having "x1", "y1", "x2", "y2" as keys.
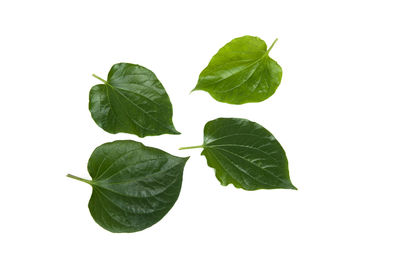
[
  {"x1": 181, "y1": 118, "x2": 296, "y2": 190},
  {"x1": 192, "y1": 36, "x2": 282, "y2": 104},
  {"x1": 89, "y1": 63, "x2": 180, "y2": 137},
  {"x1": 67, "y1": 140, "x2": 188, "y2": 233}
]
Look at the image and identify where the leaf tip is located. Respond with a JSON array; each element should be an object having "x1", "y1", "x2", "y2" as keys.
[{"x1": 170, "y1": 128, "x2": 181, "y2": 135}]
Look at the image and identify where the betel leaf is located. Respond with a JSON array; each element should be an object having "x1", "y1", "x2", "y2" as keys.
[
  {"x1": 89, "y1": 63, "x2": 180, "y2": 137},
  {"x1": 180, "y1": 118, "x2": 296, "y2": 190},
  {"x1": 67, "y1": 140, "x2": 188, "y2": 233},
  {"x1": 192, "y1": 36, "x2": 282, "y2": 105}
]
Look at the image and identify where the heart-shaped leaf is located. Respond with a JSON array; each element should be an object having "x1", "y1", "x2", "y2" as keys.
[
  {"x1": 180, "y1": 118, "x2": 296, "y2": 190},
  {"x1": 89, "y1": 63, "x2": 180, "y2": 137},
  {"x1": 67, "y1": 140, "x2": 188, "y2": 233},
  {"x1": 192, "y1": 36, "x2": 282, "y2": 105}
]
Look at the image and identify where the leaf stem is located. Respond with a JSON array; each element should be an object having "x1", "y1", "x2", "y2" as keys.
[
  {"x1": 267, "y1": 38, "x2": 278, "y2": 54},
  {"x1": 66, "y1": 174, "x2": 92, "y2": 185},
  {"x1": 179, "y1": 145, "x2": 204, "y2": 150},
  {"x1": 92, "y1": 74, "x2": 108, "y2": 84}
]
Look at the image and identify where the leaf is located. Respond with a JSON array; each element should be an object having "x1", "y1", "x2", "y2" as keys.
[
  {"x1": 89, "y1": 63, "x2": 180, "y2": 137},
  {"x1": 67, "y1": 140, "x2": 189, "y2": 233},
  {"x1": 181, "y1": 118, "x2": 296, "y2": 190},
  {"x1": 192, "y1": 36, "x2": 282, "y2": 105}
]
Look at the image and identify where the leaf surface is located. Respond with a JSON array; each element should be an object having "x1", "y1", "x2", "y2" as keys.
[
  {"x1": 193, "y1": 36, "x2": 282, "y2": 104},
  {"x1": 68, "y1": 140, "x2": 188, "y2": 233},
  {"x1": 89, "y1": 63, "x2": 180, "y2": 137},
  {"x1": 200, "y1": 118, "x2": 295, "y2": 190}
]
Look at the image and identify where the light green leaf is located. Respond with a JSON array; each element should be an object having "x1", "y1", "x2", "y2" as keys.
[
  {"x1": 193, "y1": 36, "x2": 282, "y2": 104},
  {"x1": 180, "y1": 118, "x2": 296, "y2": 190},
  {"x1": 89, "y1": 63, "x2": 180, "y2": 137},
  {"x1": 67, "y1": 140, "x2": 188, "y2": 233}
]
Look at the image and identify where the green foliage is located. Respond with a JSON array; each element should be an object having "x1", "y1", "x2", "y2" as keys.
[
  {"x1": 193, "y1": 36, "x2": 282, "y2": 104},
  {"x1": 181, "y1": 118, "x2": 296, "y2": 190},
  {"x1": 67, "y1": 140, "x2": 188, "y2": 233},
  {"x1": 89, "y1": 63, "x2": 180, "y2": 137},
  {"x1": 68, "y1": 36, "x2": 296, "y2": 233}
]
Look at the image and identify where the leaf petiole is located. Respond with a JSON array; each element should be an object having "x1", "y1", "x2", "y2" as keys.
[
  {"x1": 92, "y1": 74, "x2": 108, "y2": 84},
  {"x1": 179, "y1": 145, "x2": 204, "y2": 150},
  {"x1": 66, "y1": 174, "x2": 93, "y2": 185},
  {"x1": 266, "y1": 38, "x2": 278, "y2": 54}
]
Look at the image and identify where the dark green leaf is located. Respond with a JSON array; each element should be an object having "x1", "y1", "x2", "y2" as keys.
[
  {"x1": 181, "y1": 118, "x2": 295, "y2": 190},
  {"x1": 67, "y1": 140, "x2": 188, "y2": 233},
  {"x1": 89, "y1": 63, "x2": 180, "y2": 137},
  {"x1": 192, "y1": 36, "x2": 282, "y2": 105}
]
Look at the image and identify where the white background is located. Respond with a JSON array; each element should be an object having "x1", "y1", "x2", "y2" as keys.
[{"x1": 1, "y1": 0, "x2": 399, "y2": 265}]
